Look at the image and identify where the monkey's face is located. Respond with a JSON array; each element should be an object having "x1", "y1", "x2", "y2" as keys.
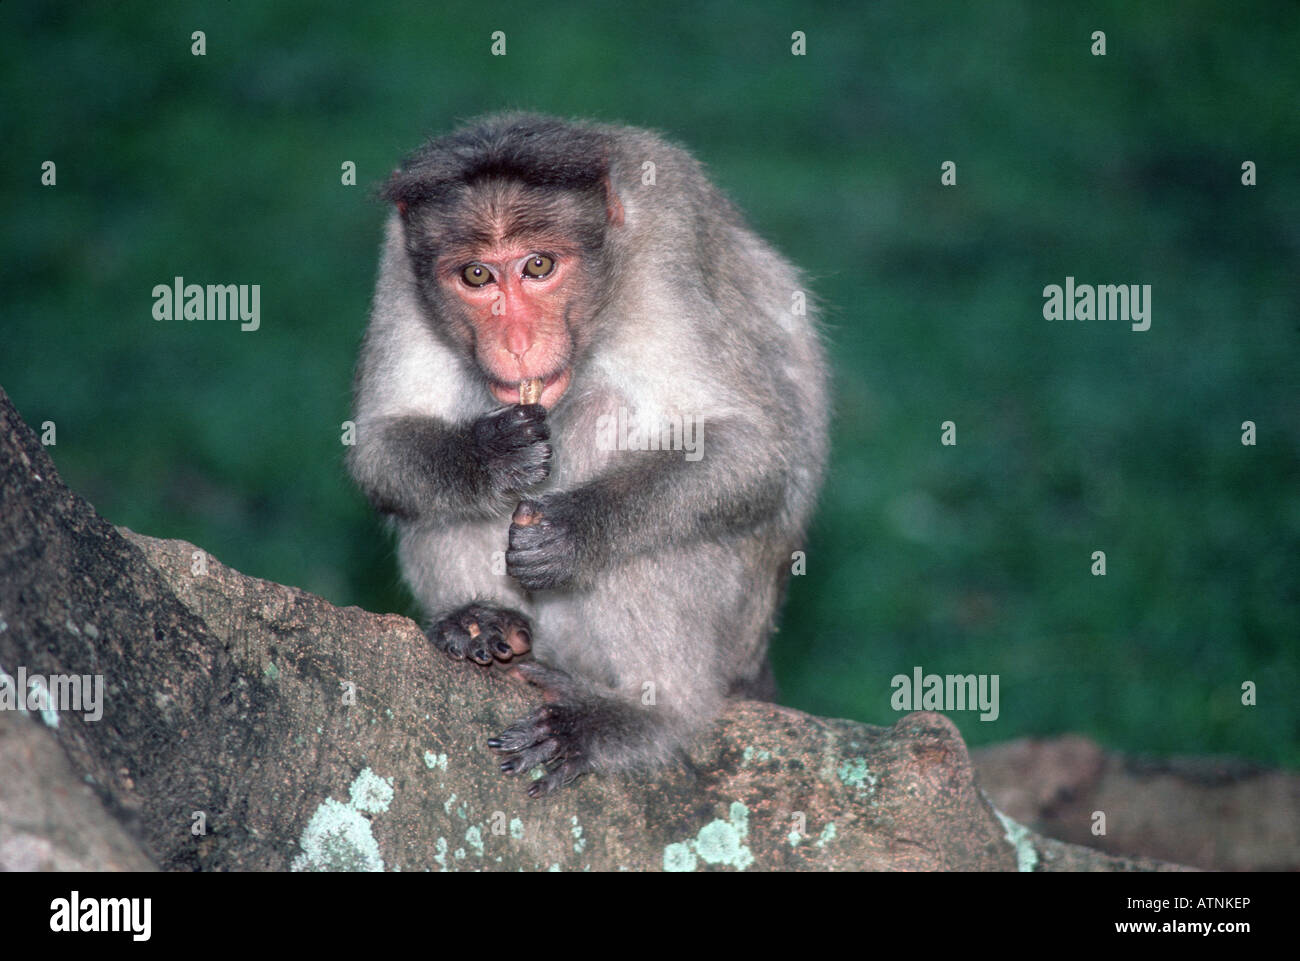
[
  {"x1": 440, "y1": 242, "x2": 577, "y2": 408},
  {"x1": 400, "y1": 179, "x2": 614, "y2": 409}
]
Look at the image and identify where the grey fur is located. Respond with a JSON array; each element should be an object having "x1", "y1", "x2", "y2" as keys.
[{"x1": 348, "y1": 114, "x2": 828, "y2": 795}]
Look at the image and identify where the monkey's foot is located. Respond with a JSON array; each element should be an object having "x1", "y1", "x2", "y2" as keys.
[
  {"x1": 489, "y1": 702, "x2": 595, "y2": 797},
  {"x1": 427, "y1": 604, "x2": 532, "y2": 666}
]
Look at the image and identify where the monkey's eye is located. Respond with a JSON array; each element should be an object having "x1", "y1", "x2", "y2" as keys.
[
  {"x1": 461, "y1": 264, "x2": 494, "y2": 287},
  {"x1": 523, "y1": 255, "x2": 555, "y2": 279}
]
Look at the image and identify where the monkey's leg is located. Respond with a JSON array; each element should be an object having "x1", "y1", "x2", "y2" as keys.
[
  {"x1": 428, "y1": 604, "x2": 533, "y2": 666},
  {"x1": 488, "y1": 662, "x2": 696, "y2": 797}
]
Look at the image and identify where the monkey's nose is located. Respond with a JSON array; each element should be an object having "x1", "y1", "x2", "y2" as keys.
[{"x1": 503, "y1": 324, "x2": 533, "y2": 360}]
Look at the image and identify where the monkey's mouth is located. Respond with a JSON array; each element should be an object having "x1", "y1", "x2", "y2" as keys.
[{"x1": 490, "y1": 368, "x2": 572, "y2": 408}]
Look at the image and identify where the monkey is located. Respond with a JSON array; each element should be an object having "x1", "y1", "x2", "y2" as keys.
[{"x1": 347, "y1": 113, "x2": 828, "y2": 796}]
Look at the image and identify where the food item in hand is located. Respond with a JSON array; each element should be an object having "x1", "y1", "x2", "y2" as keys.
[{"x1": 518, "y1": 378, "x2": 543, "y2": 405}]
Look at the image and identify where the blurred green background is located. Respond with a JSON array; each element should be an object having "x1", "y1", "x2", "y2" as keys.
[{"x1": 2, "y1": 1, "x2": 1296, "y2": 764}]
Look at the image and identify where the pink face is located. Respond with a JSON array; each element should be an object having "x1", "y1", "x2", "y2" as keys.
[{"x1": 440, "y1": 244, "x2": 578, "y2": 408}]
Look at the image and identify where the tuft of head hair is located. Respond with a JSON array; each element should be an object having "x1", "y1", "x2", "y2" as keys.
[{"x1": 382, "y1": 114, "x2": 613, "y2": 210}]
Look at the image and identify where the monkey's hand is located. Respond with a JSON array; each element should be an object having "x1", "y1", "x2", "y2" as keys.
[
  {"x1": 506, "y1": 495, "x2": 582, "y2": 590},
  {"x1": 471, "y1": 405, "x2": 551, "y2": 495},
  {"x1": 428, "y1": 604, "x2": 533, "y2": 666}
]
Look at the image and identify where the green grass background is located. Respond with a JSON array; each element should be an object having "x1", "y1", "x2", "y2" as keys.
[{"x1": 2, "y1": 1, "x2": 1296, "y2": 764}]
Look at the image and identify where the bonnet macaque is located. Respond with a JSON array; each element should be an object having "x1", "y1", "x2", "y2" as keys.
[{"x1": 348, "y1": 114, "x2": 828, "y2": 795}]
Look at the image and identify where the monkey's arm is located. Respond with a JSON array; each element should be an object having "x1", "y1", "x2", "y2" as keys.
[
  {"x1": 507, "y1": 418, "x2": 788, "y2": 589},
  {"x1": 349, "y1": 406, "x2": 550, "y2": 522}
]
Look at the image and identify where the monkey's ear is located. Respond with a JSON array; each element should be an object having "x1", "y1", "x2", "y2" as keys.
[
  {"x1": 603, "y1": 175, "x2": 624, "y2": 227},
  {"x1": 381, "y1": 168, "x2": 417, "y2": 216}
]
